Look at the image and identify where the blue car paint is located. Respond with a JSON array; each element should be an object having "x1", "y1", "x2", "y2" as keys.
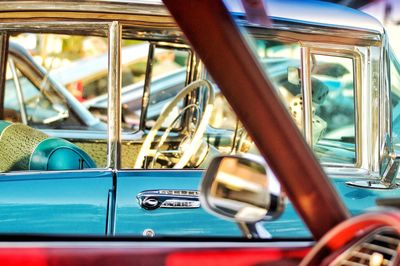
[
  {"x1": 115, "y1": 170, "x2": 242, "y2": 236},
  {"x1": 0, "y1": 170, "x2": 112, "y2": 234},
  {"x1": 0, "y1": 169, "x2": 397, "y2": 237},
  {"x1": 115, "y1": 170, "x2": 400, "y2": 238},
  {"x1": 268, "y1": 177, "x2": 400, "y2": 238}
]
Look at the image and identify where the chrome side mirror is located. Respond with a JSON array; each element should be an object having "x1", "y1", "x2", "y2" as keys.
[
  {"x1": 200, "y1": 155, "x2": 285, "y2": 238},
  {"x1": 347, "y1": 134, "x2": 400, "y2": 189}
]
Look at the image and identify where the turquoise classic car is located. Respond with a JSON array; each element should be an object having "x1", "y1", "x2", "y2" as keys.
[{"x1": 0, "y1": 0, "x2": 398, "y2": 240}]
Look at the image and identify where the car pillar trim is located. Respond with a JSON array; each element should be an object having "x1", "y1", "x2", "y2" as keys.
[
  {"x1": 139, "y1": 42, "x2": 155, "y2": 131},
  {"x1": 0, "y1": 32, "x2": 7, "y2": 120},
  {"x1": 381, "y1": 35, "x2": 392, "y2": 173},
  {"x1": 300, "y1": 46, "x2": 313, "y2": 146},
  {"x1": 107, "y1": 21, "x2": 122, "y2": 169}
]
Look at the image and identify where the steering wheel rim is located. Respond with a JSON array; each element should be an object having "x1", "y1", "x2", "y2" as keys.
[{"x1": 134, "y1": 79, "x2": 215, "y2": 169}]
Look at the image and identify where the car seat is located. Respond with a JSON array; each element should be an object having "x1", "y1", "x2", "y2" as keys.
[{"x1": 0, "y1": 121, "x2": 96, "y2": 172}]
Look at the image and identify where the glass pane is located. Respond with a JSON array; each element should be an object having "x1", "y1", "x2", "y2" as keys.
[
  {"x1": 145, "y1": 47, "x2": 189, "y2": 128},
  {"x1": 5, "y1": 63, "x2": 63, "y2": 124},
  {"x1": 311, "y1": 54, "x2": 356, "y2": 164},
  {"x1": 119, "y1": 40, "x2": 149, "y2": 130},
  {"x1": 3, "y1": 33, "x2": 109, "y2": 171}
]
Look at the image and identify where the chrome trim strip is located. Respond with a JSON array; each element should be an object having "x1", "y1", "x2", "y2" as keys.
[
  {"x1": 381, "y1": 33, "x2": 391, "y2": 175},
  {"x1": 0, "y1": 1, "x2": 170, "y2": 17},
  {"x1": 245, "y1": 23, "x2": 381, "y2": 47},
  {"x1": 107, "y1": 21, "x2": 121, "y2": 169},
  {"x1": 300, "y1": 47, "x2": 312, "y2": 145},
  {"x1": 0, "y1": 240, "x2": 314, "y2": 249},
  {"x1": 0, "y1": 22, "x2": 109, "y2": 36}
]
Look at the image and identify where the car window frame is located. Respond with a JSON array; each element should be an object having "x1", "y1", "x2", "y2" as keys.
[
  {"x1": 139, "y1": 41, "x2": 194, "y2": 132},
  {"x1": 0, "y1": 21, "x2": 113, "y2": 172},
  {"x1": 301, "y1": 44, "x2": 363, "y2": 168}
]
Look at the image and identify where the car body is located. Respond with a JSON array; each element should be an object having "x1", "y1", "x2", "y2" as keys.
[{"x1": 0, "y1": 0, "x2": 399, "y2": 246}]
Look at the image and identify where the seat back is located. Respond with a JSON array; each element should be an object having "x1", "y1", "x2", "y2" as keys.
[{"x1": 0, "y1": 121, "x2": 96, "y2": 172}]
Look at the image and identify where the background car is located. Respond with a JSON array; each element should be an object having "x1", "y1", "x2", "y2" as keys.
[{"x1": 5, "y1": 41, "x2": 105, "y2": 131}]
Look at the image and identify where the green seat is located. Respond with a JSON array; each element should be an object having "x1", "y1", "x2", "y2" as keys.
[{"x1": 0, "y1": 121, "x2": 96, "y2": 172}]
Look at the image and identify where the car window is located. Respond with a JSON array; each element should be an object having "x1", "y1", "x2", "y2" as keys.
[
  {"x1": 121, "y1": 37, "x2": 359, "y2": 169},
  {"x1": 1, "y1": 32, "x2": 109, "y2": 172},
  {"x1": 82, "y1": 40, "x2": 149, "y2": 129},
  {"x1": 206, "y1": 39, "x2": 357, "y2": 165},
  {"x1": 311, "y1": 54, "x2": 356, "y2": 164},
  {"x1": 5, "y1": 55, "x2": 77, "y2": 127},
  {"x1": 145, "y1": 46, "x2": 189, "y2": 129}
]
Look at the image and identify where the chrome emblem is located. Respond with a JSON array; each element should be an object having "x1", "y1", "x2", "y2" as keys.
[
  {"x1": 141, "y1": 197, "x2": 160, "y2": 210},
  {"x1": 137, "y1": 190, "x2": 200, "y2": 210}
]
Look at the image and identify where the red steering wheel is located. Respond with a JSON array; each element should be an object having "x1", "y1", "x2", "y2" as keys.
[{"x1": 301, "y1": 211, "x2": 400, "y2": 265}]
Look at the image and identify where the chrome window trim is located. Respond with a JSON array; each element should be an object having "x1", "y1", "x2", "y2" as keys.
[
  {"x1": 0, "y1": 168, "x2": 114, "y2": 180},
  {"x1": 0, "y1": 21, "x2": 109, "y2": 36},
  {"x1": 107, "y1": 21, "x2": 122, "y2": 169},
  {"x1": 300, "y1": 47, "x2": 312, "y2": 145},
  {"x1": 244, "y1": 22, "x2": 381, "y2": 47},
  {"x1": 0, "y1": 1, "x2": 170, "y2": 18},
  {"x1": 301, "y1": 43, "x2": 365, "y2": 169},
  {"x1": 0, "y1": 21, "x2": 113, "y2": 173},
  {"x1": 234, "y1": 25, "x2": 381, "y2": 173},
  {"x1": 381, "y1": 35, "x2": 392, "y2": 174}
]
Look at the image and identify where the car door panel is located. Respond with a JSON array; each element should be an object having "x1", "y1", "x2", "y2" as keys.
[
  {"x1": 115, "y1": 170, "x2": 242, "y2": 236},
  {"x1": 265, "y1": 177, "x2": 400, "y2": 238},
  {"x1": 116, "y1": 171, "x2": 400, "y2": 238},
  {"x1": 0, "y1": 170, "x2": 112, "y2": 234}
]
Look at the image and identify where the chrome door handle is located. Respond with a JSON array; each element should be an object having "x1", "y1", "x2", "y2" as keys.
[{"x1": 137, "y1": 190, "x2": 200, "y2": 210}]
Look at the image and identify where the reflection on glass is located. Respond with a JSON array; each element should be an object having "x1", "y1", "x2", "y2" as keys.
[
  {"x1": 146, "y1": 47, "x2": 189, "y2": 128},
  {"x1": 311, "y1": 54, "x2": 356, "y2": 164}
]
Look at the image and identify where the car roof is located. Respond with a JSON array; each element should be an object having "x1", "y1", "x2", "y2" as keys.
[
  {"x1": 0, "y1": 0, "x2": 384, "y2": 35},
  {"x1": 225, "y1": 0, "x2": 384, "y2": 34}
]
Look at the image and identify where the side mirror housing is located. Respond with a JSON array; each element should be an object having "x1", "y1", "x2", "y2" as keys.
[{"x1": 200, "y1": 155, "x2": 285, "y2": 224}]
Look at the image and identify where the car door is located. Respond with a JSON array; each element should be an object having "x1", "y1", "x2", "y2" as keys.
[
  {"x1": 0, "y1": 27, "x2": 113, "y2": 235},
  {"x1": 113, "y1": 30, "x2": 400, "y2": 238},
  {"x1": 110, "y1": 35, "x2": 243, "y2": 236}
]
